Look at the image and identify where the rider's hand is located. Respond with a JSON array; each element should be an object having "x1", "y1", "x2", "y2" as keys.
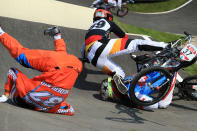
[{"x1": 0, "y1": 95, "x2": 8, "y2": 103}]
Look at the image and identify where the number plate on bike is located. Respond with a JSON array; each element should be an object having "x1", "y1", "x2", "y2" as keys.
[{"x1": 180, "y1": 44, "x2": 197, "y2": 61}]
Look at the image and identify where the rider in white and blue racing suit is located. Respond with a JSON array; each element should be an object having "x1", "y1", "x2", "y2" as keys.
[{"x1": 91, "y1": 0, "x2": 123, "y2": 9}]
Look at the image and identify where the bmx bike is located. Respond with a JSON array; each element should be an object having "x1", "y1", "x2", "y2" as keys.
[{"x1": 100, "y1": 31, "x2": 197, "y2": 106}]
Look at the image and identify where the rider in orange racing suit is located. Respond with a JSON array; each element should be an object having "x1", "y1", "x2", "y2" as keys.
[{"x1": 0, "y1": 26, "x2": 82, "y2": 115}]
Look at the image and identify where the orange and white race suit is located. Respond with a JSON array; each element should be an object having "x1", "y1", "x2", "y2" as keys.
[{"x1": 0, "y1": 33, "x2": 82, "y2": 115}]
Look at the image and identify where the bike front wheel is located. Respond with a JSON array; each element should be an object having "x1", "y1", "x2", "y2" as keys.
[
  {"x1": 117, "y1": 6, "x2": 128, "y2": 17},
  {"x1": 129, "y1": 66, "x2": 173, "y2": 106}
]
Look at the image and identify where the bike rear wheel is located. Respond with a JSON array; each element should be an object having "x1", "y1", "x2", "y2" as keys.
[
  {"x1": 129, "y1": 66, "x2": 172, "y2": 106},
  {"x1": 109, "y1": 7, "x2": 118, "y2": 15},
  {"x1": 117, "y1": 6, "x2": 128, "y2": 17},
  {"x1": 178, "y1": 75, "x2": 197, "y2": 99}
]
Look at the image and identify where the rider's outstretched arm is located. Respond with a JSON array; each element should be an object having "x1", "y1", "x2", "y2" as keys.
[
  {"x1": 0, "y1": 32, "x2": 28, "y2": 59},
  {"x1": 54, "y1": 39, "x2": 67, "y2": 54},
  {"x1": 110, "y1": 21, "x2": 128, "y2": 39}
]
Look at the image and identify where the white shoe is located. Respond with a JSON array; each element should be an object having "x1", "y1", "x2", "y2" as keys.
[
  {"x1": 0, "y1": 26, "x2": 5, "y2": 36},
  {"x1": 113, "y1": 74, "x2": 128, "y2": 94},
  {"x1": 0, "y1": 95, "x2": 8, "y2": 102}
]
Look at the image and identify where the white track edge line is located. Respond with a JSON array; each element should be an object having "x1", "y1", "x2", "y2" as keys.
[{"x1": 134, "y1": 0, "x2": 193, "y2": 15}]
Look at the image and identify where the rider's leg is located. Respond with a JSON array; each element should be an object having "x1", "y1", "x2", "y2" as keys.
[
  {"x1": 5, "y1": 68, "x2": 40, "y2": 98},
  {"x1": 0, "y1": 68, "x2": 18, "y2": 103},
  {"x1": 91, "y1": 0, "x2": 104, "y2": 7},
  {"x1": 86, "y1": 39, "x2": 128, "y2": 94},
  {"x1": 127, "y1": 39, "x2": 182, "y2": 52},
  {"x1": 88, "y1": 41, "x2": 125, "y2": 78},
  {"x1": 97, "y1": 39, "x2": 131, "y2": 94},
  {"x1": 107, "y1": 0, "x2": 122, "y2": 9},
  {"x1": 127, "y1": 39, "x2": 167, "y2": 52},
  {"x1": 98, "y1": 58, "x2": 125, "y2": 78},
  {"x1": 158, "y1": 73, "x2": 177, "y2": 108},
  {"x1": 4, "y1": 68, "x2": 18, "y2": 98},
  {"x1": 108, "y1": 0, "x2": 117, "y2": 7},
  {"x1": 2, "y1": 67, "x2": 40, "y2": 106},
  {"x1": 117, "y1": 0, "x2": 122, "y2": 9},
  {"x1": 0, "y1": 28, "x2": 28, "y2": 59}
]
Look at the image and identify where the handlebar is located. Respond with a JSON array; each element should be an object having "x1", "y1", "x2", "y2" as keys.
[
  {"x1": 184, "y1": 31, "x2": 192, "y2": 42},
  {"x1": 184, "y1": 31, "x2": 190, "y2": 36}
]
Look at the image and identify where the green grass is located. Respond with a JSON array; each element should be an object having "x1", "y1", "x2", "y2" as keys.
[
  {"x1": 114, "y1": 17, "x2": 182, "y2": 42},
  {"x1": 184, "y1": 65, "x2": 197, "y2": 75},
  {"x1": 128, "y1": 0, "x2": 188, "y2": 13},
  {"x1": 130, "y1": 129, "x2": 138, "y2": 131}
]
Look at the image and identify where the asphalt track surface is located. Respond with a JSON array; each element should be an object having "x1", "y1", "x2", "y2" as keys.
[{"x1": 0, "y1": 1, "x2": 197, "y2": 131}]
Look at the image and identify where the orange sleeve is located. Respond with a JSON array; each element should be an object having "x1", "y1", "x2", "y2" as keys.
[
  {"x1": 0, "y1": 33, "x2": 28, "y2": 58},
  {"x1": 54, "y1": 39, "x2": 67, "y2": 53}
]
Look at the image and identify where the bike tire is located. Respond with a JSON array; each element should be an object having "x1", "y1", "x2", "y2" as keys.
[
  {"x1": 129, "y1": 66, "x2": 173, "y2": 106},
  {"x1": 117, "y1": 6, "x2": 128, "y2": 17},
  {"x1": 179, "y1": 75, "x2": 197, "y2": 99},
  {"x1": 182, "y1": 76, "x2": 197, "y2": 83}
]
